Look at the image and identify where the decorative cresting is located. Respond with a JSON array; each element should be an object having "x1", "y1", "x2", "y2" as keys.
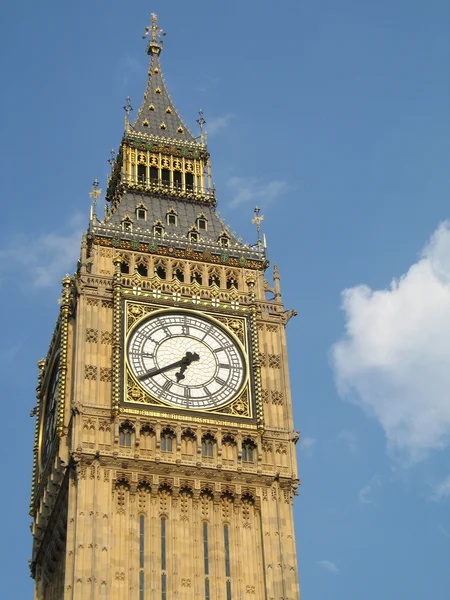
[
  {"x1": 94, "y1": 236, "x2": 265, "y2": 272},
  {"x1": 106, "y1": 13, "x2": 214, "y2": 207},
  {"x1": 57, "y1": 274, "x2": 72, "y2": 437}
]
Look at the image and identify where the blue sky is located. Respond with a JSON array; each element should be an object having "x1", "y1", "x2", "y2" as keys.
[{"x1": 1, "y1": 0, "x2": 449, "y2": 597}]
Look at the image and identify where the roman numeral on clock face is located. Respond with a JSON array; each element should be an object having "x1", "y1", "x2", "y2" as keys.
[
  {"x1": 162, "y1": 380, "x2": 173, "y2": 392},
  {"x1": 213, "y1": 345, "x2": 233, "y2": 354}
]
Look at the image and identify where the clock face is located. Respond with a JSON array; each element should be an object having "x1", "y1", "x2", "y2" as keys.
[
  {"x1": 127, "y1": 311, "x2": 246, "y2": 410},
  {"x1": 41, "y1": 358, "x2": 59, "y2": 467}
]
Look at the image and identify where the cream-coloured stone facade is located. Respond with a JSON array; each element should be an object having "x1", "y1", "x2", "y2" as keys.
[{"x1": 30, "y1": 14, "x2": 300, "y2": 600}]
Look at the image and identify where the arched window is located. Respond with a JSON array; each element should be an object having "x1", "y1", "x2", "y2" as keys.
[
  {"x1": 137, "y1": 164, "x2": 146, "y2": 183},
  {"x1": 173, "y1": 171, "x2": 182, "y2": 188},
  {"x1": 119, "y1": 423, "x2": 134, "y2": 447},
  {"x1": 242, "y1": 438, "x2": 257, "y2": 463},
  {"x1": 154, "y1": 222, "x2": 164, "y2": 236},
  {"x1": 155, "y1": 264, "x2": 166, "y2": 279},
  {"x1": 226, "y1": 272, "x2": 238, "y2": 290},
  {"x1": 174, "y1": 267, "x2": 184, "y2": 282},
  {"x1": 202, "y1": 433, "x2": 215, "y2": 458},
  {"x1": 120, "y1": 260, "x2": 130, "y2": 275},
  {"x1": 122, "y1": 218, "x2": 132, "y2": 233},
  {"x1": 137, "y1": 263, "x2": 148, "y2": 277},
  {"x1": 188, "y1": 230, "x2": 199, "y2": 243},
  {"x1": 150, "y1": 166, "x2": 158, "y2": 182},
  {"x1": 219, "y1": 234, "x2": 230, "y2": 248},
  {"x1": 185, "y1": 172, "x2": 194, "y2": 190},
  {"x1": 161, "y1": 168, "x2": 170, "y2": 186},
  {"x1": 161, "y1": 428, "x2": 175, "y2": 452},
  {"x1": 196, "y1": 216, "x2": 207, "y2": 231},
  {"x1": 208, "y1": 271, "x2": 220, "y2": 287},
  {"x1": 136, "y1": 205, "x2": 147, "y2": 220},
  {"x1": 191, "y1": 270, "x2": 202, "y2": 285},
  {"x1": 166, "y1": 209, "x2": 178, "y2": 226}
]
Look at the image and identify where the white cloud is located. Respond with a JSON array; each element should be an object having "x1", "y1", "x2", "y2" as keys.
[
  {"x1": 358, "y1": 475, "x2": 381, "y2": 505},
  {"x1": 331, "y1": 222, "x2": 450, "y2": 463},
  {"x1": 119, "y1": 55, "x2": 143, "y2": 88},
  {"x1": 337, "y1": 430, "x2": 357, "y2": 453},
  {"x1": 430, "y1": 475, "x2": 450, "y2": 502},
  {"x1": 227, "y1": 176, "x2": 291, "y2": 208},
  {"x1": 0, "y1": 213, "x2": 84, "y2": 289},
  {"x1": 205, "y1": 114, "x2": 233, "y2": 136},
  {"x1": 300, "y1": 436, "x2": 316, "y2": 455},
  {"x1": 193, "y1": 75, "x2": 220, "y2": 94},
  {"x1": 317, "y1": 560, "x2": 339, "y2": 573}
]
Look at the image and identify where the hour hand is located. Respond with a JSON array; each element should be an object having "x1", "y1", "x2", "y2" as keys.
[{"x1": 175, "y1": 351, "x2": 200, "y2": 382}]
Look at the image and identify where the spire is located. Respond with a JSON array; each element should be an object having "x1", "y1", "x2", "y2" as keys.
[
  {"x1": 132, "y1": 13, "x2": 195, "y2": 142},
  {"x1": 94, "y1": 15, "x2": 266, "y2": 271}
]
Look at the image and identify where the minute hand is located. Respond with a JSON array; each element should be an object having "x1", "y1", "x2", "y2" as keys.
[{"x1": 138, "y1": 352, "x2": 199, "y2": 380}]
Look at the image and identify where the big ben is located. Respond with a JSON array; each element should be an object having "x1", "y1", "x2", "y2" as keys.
[{"x1": 30, "y1": 13, "x2": 300, "y2": 600}]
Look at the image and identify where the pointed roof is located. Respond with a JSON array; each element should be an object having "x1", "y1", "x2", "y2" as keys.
[{"x1": 131, "y1": 14, "x2": 195, "y2": 143}]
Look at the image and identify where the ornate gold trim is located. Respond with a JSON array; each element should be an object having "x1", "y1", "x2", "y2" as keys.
[
  {"x1": 93, "y1": 236, "x2": 265, "y2": 271},
  {"x1": 121, "y1": 406, "x2": 259, "y2": 430},
  {"x1": 248, "y1": 280, "x2": 264, "y2": 431},
  {"x1": 57, "y1": 275, "x2": 72, "y2": 437},
  {"x1": 112, "y1": 257, "x2": 122, "y2": 416}
]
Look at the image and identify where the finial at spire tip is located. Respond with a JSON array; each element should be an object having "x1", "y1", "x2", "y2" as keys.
[{"x1": 143, "y1": 13, "x2": 166, "y2": 55}]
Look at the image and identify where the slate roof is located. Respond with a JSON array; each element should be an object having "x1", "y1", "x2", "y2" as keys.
[
  {"x1": 131, "y1": 44, "x2": 195, "y2": 143},
  {"x1": 100, "y1": 192, "x2": 230, "y2": 242},
  {"x1": 92, "y1": 190, "x2": 265, "y2": 264}
]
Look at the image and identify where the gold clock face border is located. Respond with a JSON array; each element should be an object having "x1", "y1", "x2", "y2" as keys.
[
  {"x1": 37, "y1": 352, "x2": 60, "y2": 473},
  {"x1": 122, "y1": 300, "x2": 254, "y2": 419}
]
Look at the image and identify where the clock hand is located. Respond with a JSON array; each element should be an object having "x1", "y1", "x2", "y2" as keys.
[
  {"x1": 138, "y1": 352, "x2": 199, "y2": 381},
  {"x1": 175, "y1": 351, "x2": 200, "y2": 382},
  {"x1": 138, "y1": 356, "x2": 187, "y2": 380}
]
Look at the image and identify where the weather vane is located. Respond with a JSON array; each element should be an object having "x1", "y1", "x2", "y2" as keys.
[
  {"x1": 123, "y1": 97, "x2": 133, "y2": 118},
  {"x1": 197, "y1": 109, "x2": 207, "y2": 143},
  {"x1": 123, "y1": 97, "x2": 133, "y2": 131},
  {"x1": 143, "y1": 13, "x2": 166, "y2": 45},
  {"x1": 89, "y1": 179, "x2": 102, "y2": 222},
  {"x1": 107, "y1": 149, "x2": 116, "y2": 171},
  {"x1": 197, "y1": 109, "x2": 206, "y2": 132},
  {"x1": 252, "y1": 206, "x2": 265, "y2": 247}
]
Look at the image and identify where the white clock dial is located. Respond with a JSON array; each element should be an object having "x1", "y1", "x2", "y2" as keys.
[{"x1": 127, "y1": 311, "x2": 246, "y2": 410}]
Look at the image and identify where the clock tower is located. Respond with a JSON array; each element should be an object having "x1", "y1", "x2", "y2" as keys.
[{"x1": 30, "y1": 14, "x2": 300, "y2": 599}]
